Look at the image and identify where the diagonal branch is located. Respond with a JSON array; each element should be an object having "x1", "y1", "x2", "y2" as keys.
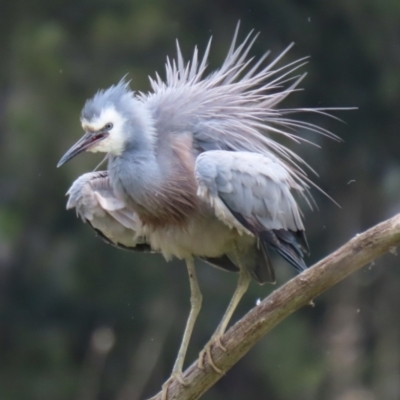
[{"x1": 149, "y1": 213, "x2": 400, "y2": 400}]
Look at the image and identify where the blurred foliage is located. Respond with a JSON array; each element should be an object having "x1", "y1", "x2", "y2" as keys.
[{"x1": 1, "y1": 0, "x2": 400, "y2": 399}]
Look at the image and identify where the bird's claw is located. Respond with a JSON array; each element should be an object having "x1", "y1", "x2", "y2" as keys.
[
  {"x1": 216, "y1": 335, "x2": 227, "y2": 351},
  {"x1": 197, "y1": 335, "x2": 226, "y2": 373},
  {"x1": 161, "y1": 373, "x2": 188, "y2": 400}
]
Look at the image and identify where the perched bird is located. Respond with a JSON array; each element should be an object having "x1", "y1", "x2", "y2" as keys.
[{"x1": 58, "y1": 25, "x2": 338, "y2": 393}]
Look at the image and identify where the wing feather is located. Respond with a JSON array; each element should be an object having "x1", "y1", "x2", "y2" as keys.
[
  {"x1": 195, "y1": 150, "x2": 308, "y2": 272},
  {"x1": 195, "y1": 150, "x2": 304, "y2": 231},
  {"x1": 66, "y1": 171, "x2": 147, "y2": 250}
]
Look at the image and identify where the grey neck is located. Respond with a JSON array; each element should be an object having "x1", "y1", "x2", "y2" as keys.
[{"x1": 107, "y1": 108, "x2": 162, "y2": 204}]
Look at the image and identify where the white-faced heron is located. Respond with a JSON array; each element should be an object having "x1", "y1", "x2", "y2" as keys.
[{"x1": 58, "y1": 26, "x2": 340, "y2": 395}]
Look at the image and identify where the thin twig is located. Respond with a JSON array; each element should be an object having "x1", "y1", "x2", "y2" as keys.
[{"x1": 149, "y1": 213, "x2": 400, "y2": 400}]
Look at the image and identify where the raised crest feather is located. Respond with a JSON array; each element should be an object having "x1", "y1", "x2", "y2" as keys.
[{"x1": 139, "y1": 22, "x2": 352, "y2": 207}]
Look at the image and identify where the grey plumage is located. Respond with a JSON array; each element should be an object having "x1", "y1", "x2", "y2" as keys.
[
  {"x1": 67, "y1": 170, "x2": 242, "y2": 273},
  {"x1": 66, "y1": 171, "x2": 150, "y2": 252},
  {"x1": 58, "y1": 25, "x2": 341, "y2": 386},
  {"x1": 196, "y1": 150, "x2": 309, "y2": 275}
]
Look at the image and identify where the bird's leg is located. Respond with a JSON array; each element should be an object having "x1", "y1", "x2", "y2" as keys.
[
  {"x1": 198, "y1": 266, "x2": 250, "y2": 373},
  {"x1": 161, "y1": 257, "x2": 202, "y2": 399},
  {"x1": 172, "y1": 257, "x2": 203, "y2": 376}
]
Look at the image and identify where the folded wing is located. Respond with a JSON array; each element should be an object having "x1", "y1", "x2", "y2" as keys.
[
  {"x1": 66, "y1": 171, "x2": 150, "y2": 252},
  {"x1": 195, "y1": 150, "x2": 309, "y2": 276}
]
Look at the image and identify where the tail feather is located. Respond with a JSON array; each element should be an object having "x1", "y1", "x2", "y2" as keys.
[
  {"x1": 227, "y1": 242, "x2": 276, "y2": 285},
  {"x1": 260, "y1": 229, "x2": 308, "y2": 273},
  {"x1": 200, "y1": 255, "x2": 239, "y2": 273},
  {"x1": 251, "y1": 263, "x2": 275, "y2": 284},
  {"x1": 252, "y1": 243, "x2": 276, "y2": 284}
]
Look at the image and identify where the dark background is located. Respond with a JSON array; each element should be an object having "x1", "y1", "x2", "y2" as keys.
[{"x1": 1, "y1": 1, "x2": 400, "y2": 399}]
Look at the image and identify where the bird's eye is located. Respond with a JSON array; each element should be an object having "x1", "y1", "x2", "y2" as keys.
[{"x1": 105, "y1": 123, "x2": 113, "y2": 130}]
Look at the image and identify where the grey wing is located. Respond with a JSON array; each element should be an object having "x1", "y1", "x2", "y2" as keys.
[
  {"x1": 195, "y1": 150, "x2": 309, "y2": 276},
  {"x1": 65, "y1": 172, "x2": 235, "y2": 270},
  {"x1": 66, "y1": 171, "x2": 151, "y2": 252}
]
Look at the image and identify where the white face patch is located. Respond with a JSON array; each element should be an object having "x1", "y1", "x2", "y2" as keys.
[{"x1": 81, "y1": 106, "x2": 127, "y2": 155}]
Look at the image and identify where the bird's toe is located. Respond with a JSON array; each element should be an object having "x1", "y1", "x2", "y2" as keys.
[
  {"x1": 198, "y1": 335, "x2": 226, "y2": 373},
  {"x1": 161, "y1": 372, "x2": 188, "y2": 400}
]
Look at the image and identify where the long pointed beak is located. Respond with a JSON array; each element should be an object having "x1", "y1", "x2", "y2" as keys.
[{"x1": 57, "y1": 131, "x2": 108, "y2": 167}]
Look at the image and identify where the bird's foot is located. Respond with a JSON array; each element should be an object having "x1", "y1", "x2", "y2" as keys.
[
  {"x1": 161, "y1": 372, "x2": 188, "y2": 400},
  {"x1": 197, "y1": 334, "x2": 226, "y2": 373}
]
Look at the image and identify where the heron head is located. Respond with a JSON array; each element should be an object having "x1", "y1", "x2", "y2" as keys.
[{"x1": 58, "y1": 79, "x2": 134, "y2": 167}]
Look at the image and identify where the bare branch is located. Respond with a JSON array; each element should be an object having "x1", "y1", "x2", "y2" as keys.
[{"x1": 149, "y1": 213, "x2": 400, "y2": 400}]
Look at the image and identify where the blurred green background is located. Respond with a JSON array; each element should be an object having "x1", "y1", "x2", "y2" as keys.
[{"x1": 1, "y1": 1, "x2": 400, "y2": 399}]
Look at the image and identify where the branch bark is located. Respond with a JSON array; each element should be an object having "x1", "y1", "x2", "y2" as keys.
[{"x1": 149, "y1": 213, "x2": 400, "y2": 400}]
